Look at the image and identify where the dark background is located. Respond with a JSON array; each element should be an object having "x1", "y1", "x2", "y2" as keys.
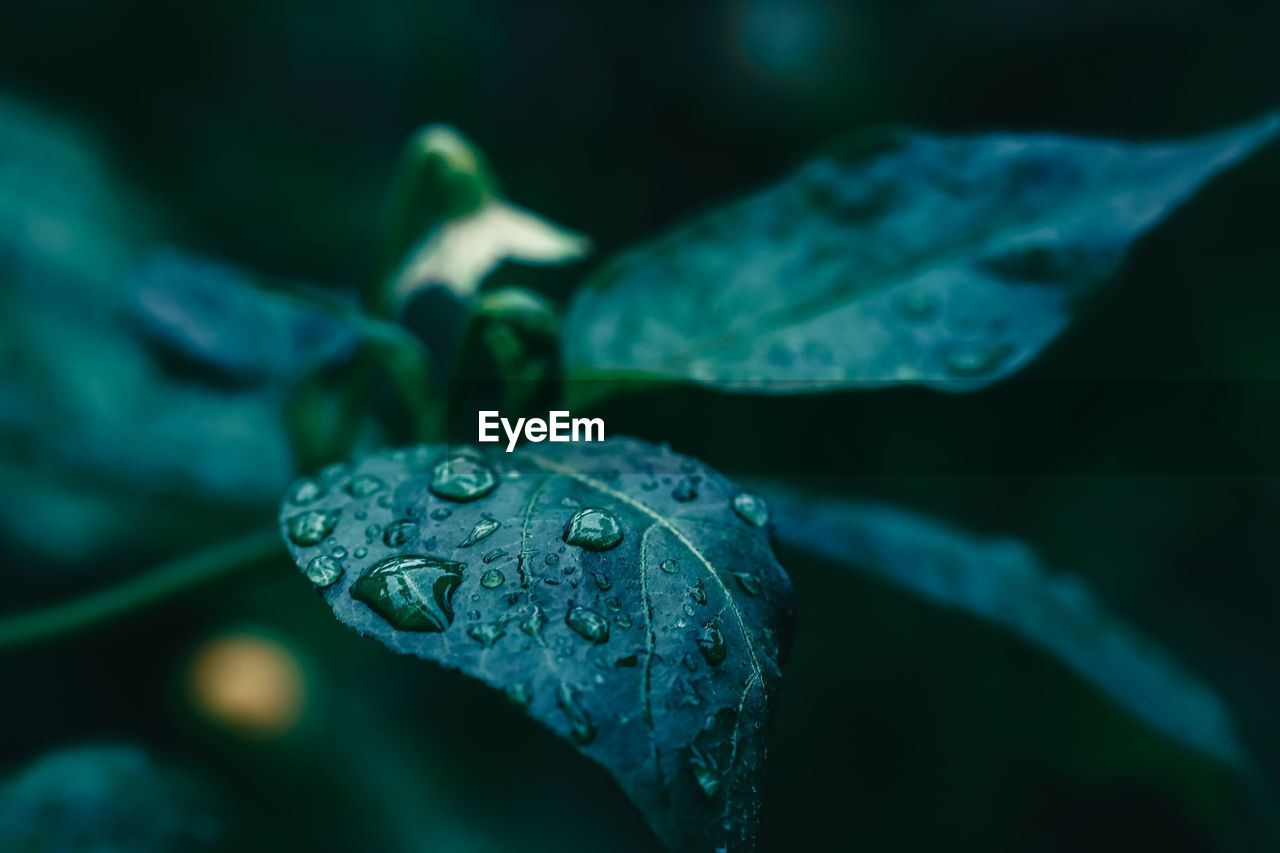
[{"x1": 2, "y1": 0, "x2": 1279, "y2": 850}]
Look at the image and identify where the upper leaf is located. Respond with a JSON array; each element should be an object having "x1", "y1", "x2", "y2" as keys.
[
  {"x1": 278, "y1": 438, "x2": 795, "y2": 851},
  {"x1": 762, "y1": 486, "x2": 1244, "y2": 766},
  {"x1": 563, "y1": 115, "x2": 1278, "y2": 395}
]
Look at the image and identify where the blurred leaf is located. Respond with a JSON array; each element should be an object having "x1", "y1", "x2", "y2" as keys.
[
  {"x1": 563, "y1": 114, "x2": 1279, "y2": 396},
  {"x1": 475, "y1": 286, "x2": 561, "y2": 337},
  {"x1": 762, "y1": 486, "x2": 1244, "y2": 766},
  {"x1": 278, "y1": 438, "x2": 795, "y2": 851},
  {"x1": 0, "y1": 95, "x2": 353, "y2": 569},
  {"x1": 379, "y1": 125, "x2": 588, "y2": 310},
  {"x1": 0, "y1": 745, "x2": 222, "y2": 852}
]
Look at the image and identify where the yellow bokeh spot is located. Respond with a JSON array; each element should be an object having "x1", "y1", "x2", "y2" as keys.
[{"x1": 186, "y1": 631, "x2": 306, "y2": 739}]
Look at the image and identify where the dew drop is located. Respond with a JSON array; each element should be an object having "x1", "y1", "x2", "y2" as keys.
[
  {"x1": 376, "y1": 493, "x2": 394, "y2": 508},
  {"x1": 689, "y1": 745, "x2": 720, "y2": 797},
  {"x1": 507, "y1": 682, "x2": 532, "y2": 707},
  {"x1": 430, "y1": 507, "x2": 452, "y2": 521},
  {"x1": 672, "y1": 477, "x2": 698, "y2": 502},
  {"x1": 521, "y1": 605, "x2": 548, "y2": 644},
  {"x1": 566, "y1": 605, "x2": 610, "y2": 644},
  {"x1": 483, "y1": 549, "x2": 506, "y2": 564},
  {"x1": 305, "y1": 555, "x2": 343, "y2": 588},
  {"x1": 467, "y1": 620, "x2": 507, "y2": 648},
  {"x1": 480, "y1": 568, "x2": 506, "y2": 589},
  {"x1": 353, "y1": 547, "x2": 368, "y2": 559},
  {"x1": 943, "y1": 341, "x2": 1014, "y2": 377},
  {"x1": 349, "y1": 555, "x2": 464, "y2": 633},
  {"x1": 430, "y1": 451, "x2": 498, "y2": 502},
  {"x1": 617, "y1": 613, "x2": 633, "y2": 629},
  {"x1": 689, "y1": 580, "x2": 707, "y2": 605},
  {"x1": 544, "y1": 553, "x2": 559, "y2": 566},
  {"x1": 698, "y1": 621, "x2": 727, "y2": 666},
  {"x1": 731, "y1": 490, "x2": 769, "y2": 527},
  {"x1": 344, "y1": 474, "x2": 385, "y2": 498},
  {"x1": 590, "y1": 570, "x2": 611, "y2": 591},
  {"x1": 382, "y1": 519, "x2": 416, "y2": 547},
  {"x1": 556, "y1": 683, "x2": 595, "y2": 745},
  {"x1": 733, "y1": 572, "x2": 762, "y2": 596},
  {"x1": 605, "y1": 597, "x2": 621, "y2": 612},
  {"x1": 683, "y1": 603, "x2": 697, "y2": 618},
  {"x1": 660, "y1": 558, "x2": 680, "y2": 575},
  {"x1": 459, "y1": 517, "x2": 501, "y2": 548},
  {"x1": 365, "y1": 523, "x2": 382, "y2": 540},
  {"x1": 288, "y1": 478, "x2": 325, "y2": 506},
  {"x1": 331, "y1": 546, "x2": 347, "y2": 559},
  {"x1": 286, "y1": 509, "x2": 341, "y2": 547},
  {"x1": 563, "y1": 507, "x2": 623, "y2": 551}
]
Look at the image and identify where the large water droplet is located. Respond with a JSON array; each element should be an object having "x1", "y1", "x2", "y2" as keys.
[
  {"x1": 459, "y1": 517, "x2": 501, "y2": 548},
  {"x1": 286, "y1": 509, "x2": 341, "y2": 547},
  {"x1": 556, "y1": 683, "x2": 595, "y2": 745},
  {"x1": 731, "y1": 490, "x2": 769, "y2": 527},
  {"x1": 698, "y1": 620, "x2": 727, "y2": 666},
  {"x1": 349, "y1": 555, "x2": 464, "y2": 632},
  {"x1": 566, "y1": 605, "x2": 610, "y2": 644},
  {"x1": 480, "y1": 568, "x2": 506, "y2": 589},
  {"x1": 467, "y1": 620, "x2": 507, "y2": 648},
  {"x1": 659, "y1": 558, "x2": 680, "y2": 574},
  {"x1": 345, "y1": 474, "x2": 385, "y2": 498},
  {"x1": 383, "y1": 519, "x2": 417, "y2": 547},
  {"x1": 563, "y1": 507, "x2": 623, "y2": 551},
  {"x1": 305, "y1": 555, "x2": 343, "y2": 587},
  {"x1": 288, "y1": 478, "x2": 325, "y2": 506},
  {"x1": 430, "y1": 451, "x2": 498, "y2": 502}
]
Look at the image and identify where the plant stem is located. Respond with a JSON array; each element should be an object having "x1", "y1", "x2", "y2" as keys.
[{"x1": 0, "y1": 527, "x2": 283, "y2": 653}]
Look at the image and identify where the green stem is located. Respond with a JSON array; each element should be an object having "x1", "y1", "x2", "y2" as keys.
[{"x1": 0, "y1": 528, "x2": 283, "y2": 653}]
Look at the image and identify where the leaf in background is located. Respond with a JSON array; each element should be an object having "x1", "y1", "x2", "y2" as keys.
[
  {"x1": 563, "y1": 114, "x2": 1279, "y2": 396},
  {"x1": 762, "y1": 486, "x2": 1244, "y2": 766},
  {"x1": 0, "y1": 745, "x2": 222, "y2": 851},
  {"x1": 0, "y1": 94, "x2": 354, "y2": 569},
  {"x1": 379, "y1": 125, "x2": 588, "y2": 310},
  {"x1": 278, "y1": 438, "x2": 795, "y2": 851}
]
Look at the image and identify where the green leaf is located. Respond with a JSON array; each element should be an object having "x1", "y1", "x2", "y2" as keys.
[
  {"x1": 378, "y1": 125, "x2": 588, "y2": 311},
  {"x1": 0, "y1": 745, "x2": 222, "y2": 851},
  {"x1": 563, "y1": 114, "x2": 1279, "y2": 396},
  {"x1": 278, "y1": 439, "x2": 795, "y2": 851},
  {"x1": 763, "y1": 487, "x2": 1244, "y2": 766}
]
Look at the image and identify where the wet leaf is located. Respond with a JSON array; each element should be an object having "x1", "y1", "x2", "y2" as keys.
[
  {"x1": 564, "y1": 114, "x2": 1279, "y2": 396},
  {"x1": 764, "y1": 487, "x2": 1244, "y2": 766},
  {"x1": 0, "y1": 745, "x2": 222, "y2": 851},
  {"x1": 279, "y1": 439, "x2": 795, "y2": 851}
]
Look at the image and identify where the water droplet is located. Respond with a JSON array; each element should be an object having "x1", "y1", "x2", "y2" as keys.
[
  {"x1": 660, "y1": 558, "x2": 680, "y2": 574},
  {"x1": 672, "y1": 478, "x2": 698, "y2": 502},
  {"x1": 590, "y1": 570, "x2": 611, "y2": 591},
  {"x1": 897, "y1": 288, "x2": 940, "y2": 321},
  {"x1": 698, "y1": 621, "x2": 727, "y2": 665},
  {"x1": 376, "y1": 493, "x2": 393, "y2": 508},
  {"x1": 430, "y1": 452, "x2": 498, "y2": 502},
  {"x1": 286, "y1": 509, "x2": 341, "y2": 547},
  {"x1": 349, "y1": 554, "x2": 464, "y2": 632},
  {"x1": 480, "y1": 568, "x2": 506, "y2": 589},
  {"x1": 616, "y1": 613, "x2": 633, "y2": 629},
  {"x1": 507, "y1": 682, "x2": 532, "y2": 707},
  {"x1": 556, "y1": 683, "x2": 595, "y2": 745},
  {"x1": 689, "y1": 580, "x2": 707, "y2": 605},
  {"x1": 605, "y1": 597, "x2": 621, "y2": 612},
  {"x1": 430, "y1": 507, "x2": 452, "y2": 521},
  {"x1": 383, "y1": 519, "x2": 417, "y2": 547},
  {"x1": 459, "y1": 517, "x2": 501, "y2": 548},
  {"x1": 305, "y1": 555, "x2": 343, "y2": 587},
  {"x1": 483, "y1": 548, "x2": 506, "y2": 564},
  {"x1": 467, "y1": 620, "x2": 507, "y2": 648},
  {"x1": 566, "y1": 605, "x2": 610, "y2": 644},
  {"x1": 321, "y1": 462, "x2": 348, "y2": 482},
  {"x1": 354, "y1": 509, "x2": 367, "y2": 521},
  {"x1": 943, "y1": 341, "x2": 1014, "y2": 377},
  {"x1": 345, "y1": 474, "x2": 385, "y2": 498},
  {"x1": 354, "y1": 547, "x2": 368, "y2": 559},
  {"x1": 683, "y1": 603, "x2": 697, "y2": 618},
  {"x1": 731, "y1": 491, "x2": 769, "y2": 527},
  {"x1": 563, "y1": 507, "x2": 623, "y2": 551},
  {"x1": 689, "y1": 745, "x2": 720, "y2": 797},
  {"x1": 288, "y1": 478, "x2": 325, "y2": 506},
  {"x1": 544, "y1": 553, "x2": 559, "y2": 566},
  {"x1": 640, "y1": 480, "x2": 659, "y2": 491},
  {"x1": 733, "y1": 572, "x2": 762, "y2": 596},
  {"x1": 560, "y1": 496, "x2": 581, "y2": 508},
  {"x1": 365, "y1": 523, "x2": 382, "y2": 540},
  {"x1": 521, "y1": 605, "x2": 547, "y2": 643}
]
